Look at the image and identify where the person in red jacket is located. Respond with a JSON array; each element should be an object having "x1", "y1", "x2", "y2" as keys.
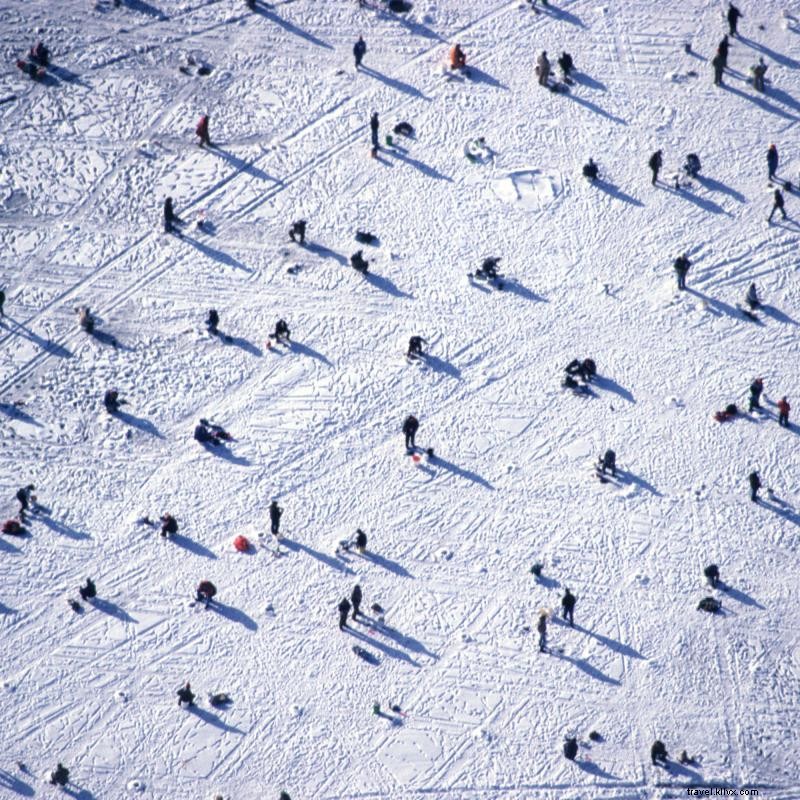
[
  {"x1": 449, "y1": 44, "x2": 466, "y2": 70},
  {"x1": 196, "y1": 114, "x2": 211, "y2": 147},
  {"x1": 777, "y1": 396, "x2": 790, "y2": 428}
]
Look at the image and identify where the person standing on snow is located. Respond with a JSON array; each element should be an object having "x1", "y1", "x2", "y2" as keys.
[
  {"x1": 353, "y1": 36, "x2": 367, "y2": 69},
  {"x1": 537, "y1": 611, "x2": 548, "y2": 653},
  {"x1": 49, "y1": 764, "x2": 70, "y2": 786},
  {"x1": 745, "y1": 282, "x2": 761, "y2": 310},
  {"x1": 704, "y1": 564, "x2": 720, "y2": 588},
  {"x1": 407, "y1": 336, "x2": 426, "y2": 358},
  {"x1": 558, "y1": 52, "x2": 574, "y2": 81},
  {"x1": 712, "y1": 51, "x2": 725, "y2": 86},
  {"x1": 767, "y1": 144, "x2": 778, "y2": 181},
  {"x1": 338, "y1": 597, "x2": 351, "y2": 630},
  {"x1": 582, "y1": 158, "x2": 599, "y2": 181},
  {"x1": 768, "y1": 188, "x2": 786, "y2": 223},
  {"x1": 164, "y1": 197, "x2": 181, "y2": 233},
  {"x1": 563, "y1": 737, "x2": 578, "y2": 760},
  {"x1": 177, "y1": 682, "x2": 195, "y2": 707},
  {"x1": 748, "y1": 470, "x2": 762, "y2": 502},
  {"x1": 536, "y1": 51, "x2": 551, "y2": 87},
  {"x1": 289, "y1": 219, "x2": 306, "y2": 244},
  {"x1": 160, "y1": 513, "x2": 178, "y2": 539},
  {"x1": 270, "y1": 500, "x2": 283, "y2": 536},
  {"x1": 16, "y1": 484, "x2": 35, "y2": 516},
  {"x1": 752, "y1": 57, "x2": 767, "y2": 92},
  {"x1": 717, "y1": 35, "x2": 730, "y2": 69},
  {"x1": 673, "y1": 253, "x2": 691, "y2": 291},
  {"x1": 351, "y1": 584, "x2": 363, "y2": 619},
  {"x1": 749, "y1": 377, "x2": 764, "y2": 411},
  {"x1": 449, "y1": 43, "x2": 467, "y2": 70},
  {"x1": 206, "y1": 309, "x2": 219, "y2": 335},
  {"x1": 651, "y1": 740, "x2": 669, "y2": 766},
  {"x1": 403, "y1": 414, "x2": 419, "y2": 451},
  {"x1": 0, "y1": 286, "x2": 5, "y2": 317},
  {"x1": 649, "y1": 150, "x2": 663, "y2": 185},
  {"x1": 79, "y1": 578, "x2": 96, "y2": 602},
  {"x1": 272, "y1": 319, "x2": 291, "y2": 343},
  {"x1": 727, "y1": 3, "x2": 742, "y2": 36},
  {"x1": 196, "y1": 114, "x2": 211, "y2": 147},
  {"x1": 370, "y1": 112, "x2": 380, "y2": 152},
  {"x1": 561, "y1": 589, "x2": 576, "y2": 627},
  {"x1": 777, "y1": 396, "x2": 790, "y2": 427}
]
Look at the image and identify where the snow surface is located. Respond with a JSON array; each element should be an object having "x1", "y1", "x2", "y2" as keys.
[{"x1": 1, "y1": 0, "x2": 800, "y2": 798}]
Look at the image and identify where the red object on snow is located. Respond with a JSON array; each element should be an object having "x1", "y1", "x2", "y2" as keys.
[
  {"x1": 233, "y1": 535, "x2": 250, "y2": 552},
  {"x1": 411, "y1": 454, "x2": 421, "y2": 462}
]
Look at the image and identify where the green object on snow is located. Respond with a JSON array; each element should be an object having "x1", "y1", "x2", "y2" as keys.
[
  {"x1": 373, "y1": 702, "x2": 381, "y2": 715},
  {"x1": 385, "y1": 134, "x2": 393, "y2": 146}
]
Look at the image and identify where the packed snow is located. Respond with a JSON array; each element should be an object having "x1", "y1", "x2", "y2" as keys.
[{"x1": 1, "y1": 0, "x2": 800, "y2": 798}]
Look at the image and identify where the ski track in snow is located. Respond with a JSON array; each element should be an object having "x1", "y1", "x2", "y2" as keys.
[{"x1": 2, "y1": 0, "x2": 800, "y2": 798}]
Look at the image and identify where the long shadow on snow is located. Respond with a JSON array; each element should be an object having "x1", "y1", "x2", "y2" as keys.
[
  {"x1": 539, "y1": 2, "x2": 587, "y2": 28},
  {"x1": 37, "y1": 515, "x2": 91, "y2": 540},
  {"x1": 420, "y1": 353, "x2": 460, "y2": 380},
  {"x1": 572, "y1": 622, "x2": 645, "y2": 659},
  {"x1": 719, "y1": 582, "x2": 765, "y2": 609},
  {"x1": 661, "y1": 184, "x2": 727, "y2": 215},
  {"x1": 183, "y1": 235, "x2": 251, "y2": 273},
  {"x1": 738, "y1": 36, "x2": 800, "y2": 69},
  {"x1": 201, "y1": 441, "x2": 250, "y2": 466},
  {"x1": 212, "y1": 146, "x2": 281, "y2": 183},
  {"x1": 91, "y1": 597, "x2": 137, "y2": 623},
  {"x1": 593, "y1": 374, "x2": 635, "y2": 403},
  {"x1": 0, "y1": 768, "x2": 34, "y2": 796},
  {"x1": 760, "y1": 497, "x2": 800, "y2": 527},
  {"x1": 0, "y1": 537, "x2": 22, "y2": 554},
  {"x1": 3, "y1": 316, "x2": 71, "y2": 359},
  {"x1": 288, "y1": 339, "x2": 333, "y2": 367},
  {"x1": 552, "y1": 650, "x2": 620, "y2": 685},
  {"x1": 594, "y1": 179, "x2": 644, "y2": 207},
  {"x1": 225, "y1": 334, "x2": 263, "y2": 356},
  {"x1": 0, "y1": 601, "x2": 17, "y2": 614},
  {"x1": 90, "y1": 328, "x2": 131, "y2": 351},
  {"x1": 658, "y1": 760, "x2": 705, "y2": 784},
  {"x1": 304, "y1": 241, "x2": 348, "y2": 266},
  {"x1": 363, "y1": 270, "x2": 413, "y2": 299},
  {"x1": 761, "y1": 303, "x2": 799, "y2": 326},
  {"x1": 212, "y1": 601, "x2": 258, "y2": 631},
  {"x1": 282, "y1": 537, "x2": 355, "y2": 575},
  {"x1": 49, "y1": 65, "x2": 91, "y2": 88},
  {"x1": 696, "y1": 174, "x2": 746, "y2": 203},
  {"x1": 616, "y1": 468, "x2": 662, "y2": 496},
  {"x1": 429, "y1": 454, "x2": 494, "y2": 490},
  {"x1": 188, "y1": 705, "x2": 245, "y2": 734},
  {"x1": 570, "y1": 71, "x2": 606, "y2": 91},
  {"x1": 365, "y1": 620, "x2": 439, "y2": 660},
  {"x1": 361, "y1": 66, "x2": 428, "y2": 99},
  {"x1": 113, "y1": 409, "x2": 164, "y2": 439},
  {"x1": 502, "y1": 280, "x2": 547, "y2": 302},
  {"x1": 376, "y1": 6, "x2": 445, "y2": 42},
  {"x1": 576, "y1": 760, "x2": 621, "y2": 780},
  {"x1": 465, "y1": 65, "x2": 507, "y2": 90},
  {"x1": 62, "y1": 787, "x2": 97, "y2": 800},
  {"x1": 345, "y1": 626, "x2": 420, "y2": 667},
  {"x1": 120, "y1": 0, "x2": 168, "y2": 19},
  {"x1": 0, "y1": 402, "x2": 42, "y2": 427},
  {"x1": 359, "y1": 549, "x2": 413, "y2": 578},
  {"x1": 563, "y1": 92, "x2": 626, "y2": 125},
  {"x1": 253, "y1": 5, "x2": 333, "y2": 50},
  {"x1": 720, "y1": 81, "x2": 799, "y2": 122},
  {"x1": 171, "y1": 533, "x2": 216, "y2": 560},
  {"x1": 684, "y1": 287, "x2": 743, "y2": 322},
  {"x1": 387, "y1": 146, "x2": 452, "y2": 182}
]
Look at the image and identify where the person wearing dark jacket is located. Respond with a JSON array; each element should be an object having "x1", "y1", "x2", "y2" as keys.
[
  {"x1": 767, "y1": 144, "x2": 778, "y2": 181},
  {"x1": 273, "y1": 319, "x2": 291, "y2": 342},
  {"x1": 752, "y1": 57, "x2": 767, "y2": 92},
  {"x1": 727, "y1": 3, "x2": 741, "y2": 36},
  {"x1": 600, "y1": 449, "x2": 616, "y2": 477},
  {"x1": 673, "y1": 253, "x2": 691, "y2": 290},
  {"x1": 745, "y1": 283, "x2": 760, "y2": 310},
  {"x1": 206, "y1": 309, "x2": 219, "y2": 335},
  {"x1": 353, "y1": 36, "x2": 367, "y2": 69},
  {"x1": 338, "y1": 597, "x2": 351, "y2": 630},
  {"x1": 407, "y1": 336, "x2": 426, "y2": 358},
  {"x1": 351, "y1": 584, "x2": 362, "y2": 619},
  {"x1": 582, "y1": 158, "x2": 599, "y2": 181},
  {"x1": 557, "y1": 52, "x2": 574, "y2": 79},
  {"x1": 704, "y1": 564, "x2": 720, "y2": 588},
  {"x1": 403, "y1": 415, "x2": 419, "y2": 451},
  {"x1": 777, "y1": 396, "x2": 790, "y2": 427},
  {"x1": 50, "y1": 764, "x2": 69, "y2": 786},
  {"x1": 30, "y1": 42, "x2": 50, "y2": 67},
  {"x1": 712, "y1": 51, "x2": 725, "y2": 86},
  {"x1": 717, "y1": 35, "x2": 729, "y2": 68},
  {"x1": 289, "y1": 219, "x2": 306, "y2": 244},
  {"x1": 196, "y1": 580, "x2": 217, "y2": 607},
  {"x1": 370, "y1": 112, "x2": 379, "y2": 151},
  {"x1": 563, "y1": 737, "x2": 578, "y2": 760},
  {"x1": 651, "y1": 740, "x2": 668, "y2": 766},
  {"x1": 561, "y1": 589, "x2": 576, "y2": 626},
  {"x1": 648, "y1": 150, "x2": 663, "y2": 185},
  {"x1": 177, "y1": 682, "x2": 195, "y2": 707},
  {"x1": 16, "y1": 485, "x2": 34, "y2": 515},
  {"x1": 160, "y1": 513, "x2": 178, "y2": 538},
  {"x1": 355, "y1": 528, "x2": 367, "y2": 552},
  {"x1": 351, "y1": 251, "x2": 369, "y2": 273},
  {"x1": 164, "y1": 197, "x2": 179, "y2": 233},
  {"x1": 104, "y1": 389, "x2": 124, "y2": 413},
  {"x1": 270, "y1": 500, "x2": 283, "y2": 536},
  {"x1": 749, "y1": 378, "x2": 764, "y2": 411},
  {"x1": 194, "y1": 422, "x2": 219, "y2": 445},
  {"x1": 768, "y1": 189, "x2": 786, "y2": 222},
  {"x1": 749, "y1": 470, "x2": 762, "y2": 502},
  {"x1": 0, "y1": 286, "x2": 5, "y2": 317},
  {"x1": 79, "y1": 578, "x2": 97, "y2": 601}
]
